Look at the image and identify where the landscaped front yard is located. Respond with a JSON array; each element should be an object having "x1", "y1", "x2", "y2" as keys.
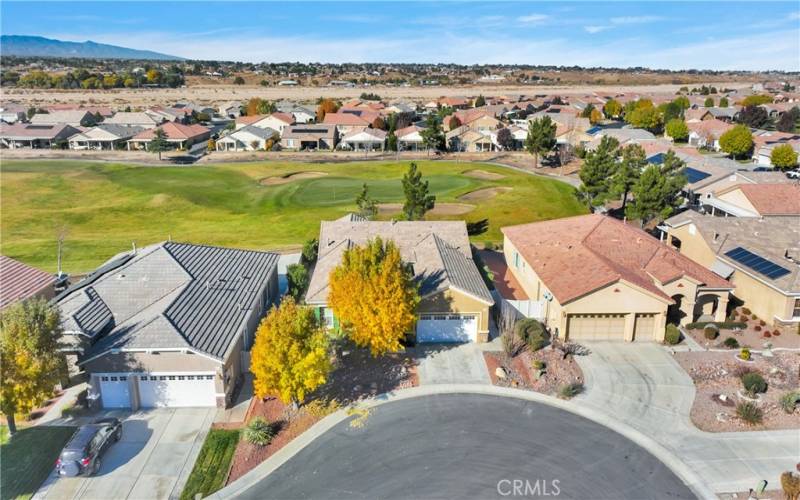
[
  {"x1": 179, "y1": 428, "x2": 241, "y2": 500},
  {"x1": 675, "y1": 350, "x2": 799, "y2": 432},
  {"x1": 0, "y1": 425, "x2": 76, "y2": 500},
  {"x1": 0, "y1": 160, "x2": 585, "y2": 273},
  {"x1": 684, "y1": 306, "x2": 799, "y2": 351}
]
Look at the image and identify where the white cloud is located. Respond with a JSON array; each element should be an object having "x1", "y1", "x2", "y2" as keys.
[
  {"x1": 610, "y1": 15, "x2": 663, "y2": 25},
  {"x1": 584, "y1": 25, "x2": 612, "y2": 34},
  {"x1": 45, "y1": 28, "x2": 800, "y2": 71},
  {"x1": 517, "y1": 14, "x2": 549, "y2": 25}
]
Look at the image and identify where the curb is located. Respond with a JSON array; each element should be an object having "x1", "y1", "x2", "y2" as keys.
[{"x1": 209, "y1": 384, "x2": 716, "y2": 500}]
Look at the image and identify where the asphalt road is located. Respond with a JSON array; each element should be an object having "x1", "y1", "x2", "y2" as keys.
[{"x1": 237, "y1": 394, "x2": 696, "y2": 500}]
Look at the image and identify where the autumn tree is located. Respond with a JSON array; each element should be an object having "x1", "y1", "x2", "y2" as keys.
[
  {"x1": 525, "y1": 115, "x2": 556, "y2": 168},
  {"x1": 673, "y1": 95, "x2": 690, "y2": 110},
  {"x1": 356, "y1": 183, "x2": 378, "y2": 219},
  {"x1": 328, "y1": 238, "x2": 419, "y2": 356},
  {"x1": 246, "y1": 97, "x2": 275, "y2": 116},
  {"x1": 316, "y1": 98, "x2": 339, "y2": 121},
  {"x1": 589, "y1": 108, "x2": 602, "y2": 124},
  {"x1": 626, "y1": 150, "x2": 686, "y2": 226},
  {"x1": 402, "y1": 162, "x2": 435, "y2": 220},
  {"x1": 0, "y1": 299, "x2": 64, "y2": 434},
  {"x1": 771, "y1": 143, "x2": 798, "y2": 170},
  {"x1": 776, "y1": 107, "x2": 799, "y2": 133},
  {"x1": 580, "y1": 103, "x2": 596, "y2": 118},
  {"x1": 577, "y1": 135, "x2": 619, "y2": 207},
  {"x1": 603, "y1": 99, "x2": 622, "y2": 119},
  {"x1": 719, "y1": 124, "x2": 754, "y2": 160},
  {"x1": 496, "y1": 127, "x2": 514, "y2": 150},
  {"x1": 665, "y1": 118, "x2": 689, "y2": 142},
  {"x1": 250, "y1": 297, "x2": 330, "y2": 407},
  {"x1": 148, "y1": 128, "x2": 169, "y2": 160},
  {"x1": 612, "y1": 143, "x2": 646, "y2": 211},
  {"x1": 447, "y1": 115, "x2": 462, "y2": 130}
]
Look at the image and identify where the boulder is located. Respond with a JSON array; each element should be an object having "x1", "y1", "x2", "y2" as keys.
[{"x1": 495, "y1": 366, "x2": 508, "y2": 380}]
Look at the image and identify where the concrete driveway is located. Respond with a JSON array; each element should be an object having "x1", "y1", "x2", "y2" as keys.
[
  {"x1": 576, "y1": 342, "x2": 799, "y2": 493},
  {"x1": 413, "y1": 343, "x2": 491, "y2": 385},
  {"x1": 35, "y1": 407, "x2": 215, "y2": 500},
  {"x1": 233, "y1": 394, "x2": 694, "y2": 499}
]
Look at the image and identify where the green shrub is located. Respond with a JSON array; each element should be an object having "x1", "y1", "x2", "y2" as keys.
[
  {"x1": 484, "y1": 241, "x2": 495, "y2": 251},
  {"x1": 243, "y1": 417, "x2": 275, "y2": 446},
  {"x1": 515, "y1": 319, "x2": 549, "y2": 351},
  {"x1": 779, "y1": 391, "x2": 800, "y2": 414},
  {"x1": 558, "y1": 383, "x2": 584, "y2": 399},
  {"x1": 685, "y1": 321, "x2": 746, "y2": 330},
  {"x1": 736, "y1": 401, "x2": 763, "y2": 425},
  {"x1": 723, "y1": 337, "x2": 739, "y2": 349},
  {"x1": 742, "y1": 307, "x2": 751, "y2": 315},
  {"x1": 703, "y1": 325, "x2": 719, "y2": 340},
  {"x1": 531, "y1": 359, "x2": 546, "y2": 370},
  {"x1": 664, "y1": 324, "x2": 681, "y2": 345},
  {"x1": 739, "y1": 347, "x2": 751, "y2": 361},
  {"x1": 741, "y1": 372, "x2": 767, "y2": 396}
]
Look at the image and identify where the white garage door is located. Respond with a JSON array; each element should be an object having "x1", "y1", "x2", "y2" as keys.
[
  {"x1": 417, "y1": 314, "x2": 477, "y2": 343},
  {"x1": 567, "y1": 314, "x2": 626, "y2": 341},
  {"x1": 138, "y1": 373, "x2": 217, "y2": 408},
  {"x1": 98, "y1": 374, "x2": 131, "y2": 409}
]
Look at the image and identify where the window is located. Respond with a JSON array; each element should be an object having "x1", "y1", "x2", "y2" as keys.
[
  {"x1": 119, "y1": 376, "x2": 127, "y2": 381},
  {"x1": 205, "y1": 375, "x2": 213, "y2": 380},
  {"x1": 187, "y1": 376, "x2": 195, "y2": 380},
  {"x1": 434, "y1": 315, "x2": 447, "y2": 320},
  {"x1": 159, "y1": 376, "x2": 166, "y2": 381},
  {"x1": 168, "y1": 376, "x2": 176, "y2": 380},
  {"x1": 110, "y1": 376, "x2": 118, "y2": 381},
  {"x1": 178, "y1": 376, "x2": 185, "y2": 380},
  {"x1": 513, "y1": 251, "x2": 521, "y2": 269},
  {"x1": 793, "y1": 299, "x2": 800, "y2": 319},
  {"x1": 323, "y1": 308, "x2": 335, "y2": 328},
  {"x1": 101, "y1": 376, "x2": 109, "y2": 382}
]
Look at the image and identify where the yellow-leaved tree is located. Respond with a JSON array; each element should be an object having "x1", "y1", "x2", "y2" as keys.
[
  {"x1": 250, "y1": 297, "x2": 330, "y2": 407},
  {"x1": 328, "y1": 238, "x2": 419, "y2": 356}
]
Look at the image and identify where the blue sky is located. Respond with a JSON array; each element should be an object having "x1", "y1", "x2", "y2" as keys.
[{"x1": 2, "y1": 1, "x2": 799, "y2": 70}]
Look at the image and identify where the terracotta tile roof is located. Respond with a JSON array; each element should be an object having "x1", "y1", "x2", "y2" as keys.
[
  {"x1": 687, "y1": 119, "x2": 733, "y2": 139},
  {"x1": 322, "y1": 112, "x2": 370, "y2": 126},
  {"x1": 0, "y1": 256, "x2": 54, "y2": 310},
  {"x1": 270, "y1": 112, "x2": 295, "y2": 124},
  {"x1": 733, "y1": 184, "x2": 800, "y2": 215},
  {"x1": 236, "y1": 114, "x2": 267, "y2": 126},
  {"x1": 132, "y1": 122, "x2": 209, "y2": 141},
  {"x1": 502, "y1": 214, "x2": 732, "y2": 304}
]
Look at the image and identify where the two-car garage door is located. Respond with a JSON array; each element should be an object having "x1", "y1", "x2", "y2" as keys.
[
  {"x1": 566, "y1": 314, "x2": 626, "y2": 341},
  {"x1": 97, "y1": 373, "x2": 217, "y2": 409},
  {"x1": 417, "y1": 314, "x2": 478, "y2": 343}
]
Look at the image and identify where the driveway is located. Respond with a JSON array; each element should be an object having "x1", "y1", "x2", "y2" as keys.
[
  {"x1": 576, "y1": 342, "x2": 799, "y2": 493},
  {"x1": 413, "y1": 343, "x2": 491, "y2": 385},
  {"x1": 36, "y1": 407, "x2": 215, "y2": 500},
  {"x1": 233, "y1": 394, "x2": 694, "y2": 499}
]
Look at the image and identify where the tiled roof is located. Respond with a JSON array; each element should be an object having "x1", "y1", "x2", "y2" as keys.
[
  {"x1": 131, "y1": 122, "x2": 210, "y2": 141},
  {"x1": 56, "y1": 242, "x2": 278, "y2": 361},
  {"x1": 733, "y1": 184, "x2": 800, "y2": 215},
  {"x1": 306, "y1": 217, "x2": 492, "y2": 306},
  {"x1": 502, "y1": 214, "x2": 732, "y2": 304},
  {"x1": 0, "y1": 255, "x2": 54, "y2": 309},
  {"x1": 323, "y1": 112, "x2": 370, "y2": 126},
  {"x1": 0, "y1": 123, "x2": 79, "y2": 140}
]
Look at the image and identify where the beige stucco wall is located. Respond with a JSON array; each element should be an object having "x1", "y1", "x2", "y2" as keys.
[
  {"x1": 667, "y1": 224, "x2": 717, "y2": 268},
  {"x1": 417, "y1": 289, "x2": 492, "y2": 342},
  {"x1": 503, "y1": 235, "x2": 669, "y2": 342},
  {"x1": 716, "y1": 188, "x2": 758, "y2": 214}
]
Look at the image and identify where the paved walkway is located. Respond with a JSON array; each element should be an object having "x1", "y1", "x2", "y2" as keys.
[
  {"x1": 575, "y1": 342, "x2": 799, "y2": 494},
  {"x1": 35, "y1": 383, "x2": 87, "y2": 426},
  {"x1": 413, "y1": 343, "x2": 491, "y2": 385},
  {"x1": 35, "y1": 407, "x2": 215, "y2": 500}
]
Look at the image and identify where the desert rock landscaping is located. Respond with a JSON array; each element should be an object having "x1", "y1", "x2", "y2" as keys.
[
  {"x1": 674, "y1": 350, "x2": 800, "y2": 432},
  {"x1": 684, "y1": 307, "x2": 800, "y2": 351}
]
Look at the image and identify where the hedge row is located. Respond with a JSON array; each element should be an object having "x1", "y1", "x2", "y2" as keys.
[{"x1": 685, "y1": 321, "x2": 747, "y2": 330}]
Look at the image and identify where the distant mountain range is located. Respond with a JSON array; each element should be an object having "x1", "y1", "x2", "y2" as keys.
[{"x1": 1, "y1": 35, "x2": 183, "y2": 60}]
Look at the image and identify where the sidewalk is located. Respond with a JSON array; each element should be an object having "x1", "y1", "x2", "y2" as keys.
[{"x1": 575, "y1": 342, "x2": 798, "y2": 494}]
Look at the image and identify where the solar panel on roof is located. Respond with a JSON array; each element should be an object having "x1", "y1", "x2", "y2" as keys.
[
  {"x1": 684, "y1": 167, "x2": 711, "y2": 184},
  {"x1": 586, "y1": 126, "x2": 601, "y2": 135},
  {"x1": 724, "y1": 247, "x2": 791, "y2": 280}
]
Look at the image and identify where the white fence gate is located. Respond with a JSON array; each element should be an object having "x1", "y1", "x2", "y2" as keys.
[{"x1": 492, "y1": 291, "x2": 545, "y2": 320}]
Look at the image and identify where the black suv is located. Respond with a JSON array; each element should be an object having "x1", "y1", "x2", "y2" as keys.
[{"x1": 56, "y1": 418, "x2": 123, "y2": 477}]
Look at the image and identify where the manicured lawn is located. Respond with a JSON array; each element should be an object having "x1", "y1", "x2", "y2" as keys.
[
  {"x1": 0, "y1": 425, "x2": 76, "y2": 500},
  {"x1": 180, "y1": 428, "x2": 241, "y2": 500},
  {"x1": 0, "y1": 160, "x2": 586, "y2": 273}
]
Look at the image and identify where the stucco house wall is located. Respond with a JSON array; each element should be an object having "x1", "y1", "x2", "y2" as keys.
[{"x1": 417, "y1": 289, "x2": 492, "y2": 342}]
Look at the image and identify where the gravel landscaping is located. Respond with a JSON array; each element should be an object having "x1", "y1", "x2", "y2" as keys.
[
  {"x1": 685, "y1": 307, "x2": 800, "y2": 351},
  {"x1": 674, "y1": 350, "x2": 800, "y2": 432},
  {"x1": 484, "y1": 347, "x2": 584, "y2": 397}
]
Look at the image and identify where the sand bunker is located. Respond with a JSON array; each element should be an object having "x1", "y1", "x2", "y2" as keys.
[
  {"x1": 147, "y1": 193, "x2": 172, "y2": 207},
  {"x1": 260, "y1": 171, "x2": 328, "y2": 186},
  {"x1": 463, "y1": 169, "x2": 505, "y2": 181},
  {"x1": 377, "y1": 203, "x2": 475, "y2": 216},
  {"x1": 458, "y1": 187, "x2": 512, "y2": 201}
]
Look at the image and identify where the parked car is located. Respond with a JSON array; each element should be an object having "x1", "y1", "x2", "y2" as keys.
[
  {"x1": 786, "y1": 169, "x2": 800, "y2": 179},
  {"x1": 752, "y1": 166, "x2": 773, "y2": 172},
  {"x1": 56, "y1": 418, "x2": 122, "y2": 477}
]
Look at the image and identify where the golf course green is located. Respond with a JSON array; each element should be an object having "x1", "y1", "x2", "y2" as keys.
[{"x1": 0, "y1": 160, "x2": 586, "y2": 273}]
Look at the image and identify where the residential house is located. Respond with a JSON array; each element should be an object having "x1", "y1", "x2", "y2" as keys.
[
  {"x1": 31, "y1": 110, "x2": 95, "y2": 127},
  {"x1": 0, "y1": 255, "x2": 56, "y2": 310},
  {"x1": 687, "y1": 119, "x2": 733, "y2": 150},
  {"x1": 707, "y1": 107, "x2": 740, "y2": 122},
  {"x1": 104, "y1": 112, "x2": 163, "y2": 129},
  {"x1": 146, "y1": 106, "x2": 193, "y2": 124},
  {"x1": 56, "y1": 241, "x2": 279, "y2": 409},
  {"x1": 698, "y1": 183, "x2": 800, "y2": 218},
  {"x1": 396, "y1": 124, "x2": 425, "y2": 151},
  {"x1": 0, "y1": 103, "x2": 27, "y2": 124},
  {"x1": 127, "y1": 122, "x2": 211, "y2": 151},
  {"x1": 215, "y1": 125, "x2": 279, "y2": 152},
  {"x1": 219, "y1": 101, "x2": 241, "y2": 119},
  {"x1": 755, "y1": 140, "x2": 800, "y2": 167},
  {"x1": 322, "y1": 112, "x2": 371, "y2": 135},
  {"x1": 663, "y1": 213, "x2": 799, "y2": 326},
  {"x1": 235, "y1": 112, "x2": 294, "y2": 135},
  {"x1": 502, "y1": 214, "x2": 734, "y2": 341},
  {"x1": 447, "y1": 127, "x2": 495, "y2": 152},
  {"x1": 340, "y1": 128, "x2": 386, "y2": 151},
  {"x1": 46, "y1": 104, "x2": 114, "y2": 118},
  {"x1": 305, "y1": 215, "x2": 494, "y2": 343},
  {"x1": 280, "y1": 124, "x2": 338, "y2": 150},
  {"x1": 68, "y1": 124, "x2": 144, "y2": 150},
  {"x1": 0, "y1": 123, "x2": 81, "y2": 149}
]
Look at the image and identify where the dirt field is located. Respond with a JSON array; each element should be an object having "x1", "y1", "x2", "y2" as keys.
[{"x1": 1, "y1": 81, "x2": 752, "y2": 107}]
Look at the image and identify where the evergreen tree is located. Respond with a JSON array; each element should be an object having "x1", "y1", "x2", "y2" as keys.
[
  {"x1": 525, "y1": 115, "x2": 557, "y2": 168},
  {"x1": 626, "y1": 151, "x2": 686, "y2": 225},
  {"x1": 401, "y1": 163, "x2": 435, "y2": 220},
  {"x1": 355, "y1": 183, "x2": 378, "y2": 219},
  {"x1": 148, "y1": 128, "x2": 169, "y2": 160},
  {"x1": 420, "y1": 114, "x2": 445, "y2": 153},
  {"x1": 577, "y1": 136, "x2": 619, "y2": 207},
  {"x1": 612, "y1": 144, "x2": 645, "y2": 211}
]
